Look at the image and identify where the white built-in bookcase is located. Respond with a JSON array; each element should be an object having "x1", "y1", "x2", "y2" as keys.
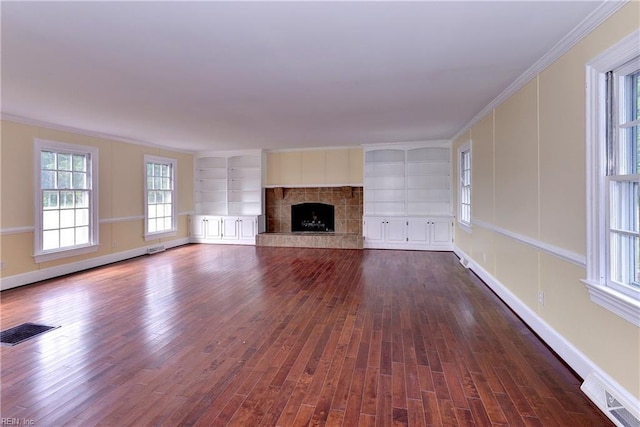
[
  {"x1": 364, "y1": 142, "x2": 451, "y2": 217},
  {"x1": 195, "y1": 151, "x2": 264, "y2": 216}
]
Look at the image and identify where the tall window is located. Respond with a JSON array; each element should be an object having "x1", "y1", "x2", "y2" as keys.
[
  {"x1": 458, "y1": 141, "x2": 472, "y2": 230},
  {"x1": 585, "y1": 30, "x2": 640, "y2": 326},
  {"x1": 607, "y1": 60, "x2": 639, "y2": 296},
  {"x1": 144, "y1": 155, "x2": 177, "y2": 239},
  {"x1": 34, "y1": 139, "x2": 98, "y2": 262}
]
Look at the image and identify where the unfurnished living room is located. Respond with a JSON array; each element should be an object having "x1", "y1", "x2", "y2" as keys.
[{"x1": 1, "y1": 1, "x2": 638, "y2": 426}]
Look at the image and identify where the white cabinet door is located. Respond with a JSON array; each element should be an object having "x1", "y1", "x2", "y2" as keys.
[
  {"x1": 407, "y1": 219, "x2": 429, "y2": 244},
  {"x1": 222, "y1": 217, "x2": 239, "y2": 240},
  {"x1": 363, "y1": 217, "x2": 385, "y2": 244},
  {"x1": 238, "y1": 217, "x2": 257, "y2": 240},
  {"x1": 204, "y1": 217, "x2": 223, "y2": 240},
  {"x1": 190, "y1": 215, "x2": 206, "y2": 239},
  {"x1": 430, "y1": 218, "x2": 452, "y2": 246},
  {"x1": 385, "y1": 219, "x2": 407, "y2": 244}
]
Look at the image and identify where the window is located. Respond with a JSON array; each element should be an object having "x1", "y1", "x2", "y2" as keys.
[
  {"x1": 144, "y1": 155, "x2": 177, "y2": 239},
  {"x1": 34, "y1": 139, "x2": 98, "y2": 262},
  {"x1": 585, "y1": 30, "x2": 640, "y2": 326},
  {"x1": 457, "y1": 140, "x2": 472, "y2": 231}
]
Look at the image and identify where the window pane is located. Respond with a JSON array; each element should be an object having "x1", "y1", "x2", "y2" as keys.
[
  {"x1": 610, "y1": 231, "x2": 639, "y2": 287},
  {"x1": 147, "y1": 163, "x2": 154, "y2": 176},
  {"x1": 148, "y1": 205, "x2": 157, "y2": 218},
  {"x1": 58, "y1": 171, "x2": 72, "y2": 189},
  {"x1": 164, "y1": 191, "x2": 172, "y2": 203},
  {"x1": 43, "y1": 191, "x2": 59, "y2": 209},
  {"x1": 632, "y1": 71, "x2": 639, "y2": 121},
  {"x1": 148, "y1": 219, "x2": 157, "y2": 233},
  {"x1": 75, "y1": 191, "x2": 89, "y2": 208},
  {"x1": 156, "y1": 191, "x2": 164, "y2": 204},
  {"x1": 61, "y1": 191, "x2": 74, "y2": 209},
  {"x1": 73, "y1": 172, "x2": 87, "y2": 189},
  {"x1": 147, "y1": 177, "x2": 155, "y2": 190},
  {"x1": 42, "y1": 151, "x2": 56, "y2": 170},
  {"x1": 60, "y1": 228, "x2": 75, "y2": 248},
  {"x1": 42, "y1": 171, "x2": 56, "y2": 189},
  {"x1": 163, "y1": 217, "x2": 172, "y2": 231},
  {"x1": 58, "y1": 153, "x2": 72, "y2": 171},
  {"x1": 76, "y1": 209, "x2": 89, "y2": 226},
  {"x1": 43, "y1": 210, "x2": 59, "y2": 230},
  {"x1": 610, "y1": 180, "x2": 639, "y2": 233},
  {"x1": 148, "y1": 191, "x2": 156, "y2": 204},
  {"x1": 73, "y1": 154, "x2": 86, "y2": 172},
  {"x1": 76, "y1": 226, "x2": 89, "y2": 245},
  {"x1": 60, "y1": 210, "x2": 75, "y2": 228},
  {"x1": 43, "y1": 230, "x2": 59, "y2": 250},
  {"x1": 619, "y1": 125, "x2": 639, "y2": 175},
  {"x1": 154, "y1": 164, "x2": 162, "y2": 176},
  {"x1": 154, "y1": 177, "x2": 162, "y2": 189},
  {"x1": 162, "y1": 164, "x2": 170, "y2": 177}
]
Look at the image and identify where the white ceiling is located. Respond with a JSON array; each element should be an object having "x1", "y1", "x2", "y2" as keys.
[{"x1": 1, "y1": 1, "x2": 612, "y2": 152}]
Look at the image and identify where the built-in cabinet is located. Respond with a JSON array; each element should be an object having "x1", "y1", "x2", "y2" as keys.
[
  {"x1": 191, "y1": 151, "x2": 265, "y2": 245},
  {"x1": 363, "y1": 142, "x2": 453, "y2": 250},
  {"x1": 363, "y1": 217, "x2": 452, "y2": 250}
]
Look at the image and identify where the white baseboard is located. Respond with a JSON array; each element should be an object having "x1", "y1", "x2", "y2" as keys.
[
  {"x1": 0, "y1": 238, "x2": 190, "y2": 291},
  {"x1": 453, "y1": 245, "x2": 639, "y2": 427}
]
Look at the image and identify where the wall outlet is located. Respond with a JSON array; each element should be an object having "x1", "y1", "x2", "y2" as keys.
[{"x1": 538, "y1": 290, "x2": 544, "y2": 306}]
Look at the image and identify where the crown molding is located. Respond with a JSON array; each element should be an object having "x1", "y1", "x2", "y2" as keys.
[
  {"x1": 451, "y1": 0, "x2": 628, "y2": 142},
  {"x1": 0, "y1": 113, "x2": 195, "y2": 154}
]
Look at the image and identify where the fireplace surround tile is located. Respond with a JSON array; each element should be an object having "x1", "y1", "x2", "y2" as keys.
[{"x1": 261, "y1": 186, "x2": 363, "y2": 249}]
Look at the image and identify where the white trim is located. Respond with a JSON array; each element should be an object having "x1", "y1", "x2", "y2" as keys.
[
  {"x1": 473, "y1": 219, "x2": 586, "y2": 267},
  {"x1": 33, "y1": 244, "x2": 99, "y2": 263},
  {"x1": 451, "y1": 0, "x2": 628, "y2": 142},
  {"x1": 0, "y1": 238, "x2": 190, "y2": 291},
  {"x1": 1, "y1": 114, "x2": 194, "y2": 154},
  {"x1": 453, "y1": 245, "x2": 639, "y2": 427},
  {"x1": 581, "y1": 279, "x2": 640, "y2": 327},
  {"x1": 144, "y1": 230, "x2": 177, "y2": 242},
  {"x1": 0, "y1": 226, "x2": 35, "y2": 235},
  {"x1": 99, "y1": 215, "x2": 145, "y2": 224},
  {"x1": 1, "y1": 213, "x2": 193, "y2": 234}
]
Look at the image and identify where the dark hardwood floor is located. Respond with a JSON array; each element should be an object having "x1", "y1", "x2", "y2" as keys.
[{"x1": 0, "y1": 245, "x2": 611, "y2": 426}]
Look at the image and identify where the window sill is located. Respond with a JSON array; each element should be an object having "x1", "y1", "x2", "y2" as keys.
[
  {"x1": 581, "y1": 279, "x2": 640, "y2": 327},
  {"x1": 34, "y1": 244, "x2": 99, "y2": 263},
  {"x1": 144, "y1": 230, "x2": 177, "y2": 241}
]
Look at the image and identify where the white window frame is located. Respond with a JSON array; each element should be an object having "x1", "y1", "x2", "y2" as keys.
[
  {"x1": 457, "y1": 140, "x2": 472, "y2": 232},
  {"x1": 144, "y1": 155, "x2": 177, "y2": 240},
  {"x1": 34, "y1": 138, "x2": 99, "y2": 263},
  {"x1": 584, "y1": 29, "x2": 640, "y2": 327}
]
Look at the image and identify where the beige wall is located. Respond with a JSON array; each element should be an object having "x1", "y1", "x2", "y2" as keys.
[
  {"x1": 0, "y1": 120, "x2": 193, "y2": 278},
  {"x1": 266, "y1": 148, "x2": 363, "y2": 187},
  {"x1": 453, "y1": 2, "x2": 640, "y2": 400}
]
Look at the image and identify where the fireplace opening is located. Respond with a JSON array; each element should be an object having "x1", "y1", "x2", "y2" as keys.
[{"x1": 291, "y1": 203, "x2": 335, "y2": 232}]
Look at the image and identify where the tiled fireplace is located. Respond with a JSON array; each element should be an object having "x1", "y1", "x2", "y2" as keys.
[{"x1": 256, "y1": 187, "x2": 363, "y2": 249}]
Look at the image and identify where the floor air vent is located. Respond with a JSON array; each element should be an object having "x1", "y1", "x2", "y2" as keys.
[
  {"x1": 582, "y1": 373, "x2": 640, "y2": 427},
  {"x1": 607, "y1": 392, "x2": 640, "y2": 427},
  {"x1": 0, "y1": 323, "x2": 59, "y2": 346},
  {"x1": 147, "y1": 245, "x2": 166, "y2": 255}
]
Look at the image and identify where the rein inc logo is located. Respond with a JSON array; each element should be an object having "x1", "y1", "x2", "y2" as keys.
[{"x1": 1, "y1": 419, "x2": 35, "y2": 425}]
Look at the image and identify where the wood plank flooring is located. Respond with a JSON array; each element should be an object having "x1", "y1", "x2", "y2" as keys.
[{"x1": 0, "y1": 245, "x2": 611, "y2": 426}]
